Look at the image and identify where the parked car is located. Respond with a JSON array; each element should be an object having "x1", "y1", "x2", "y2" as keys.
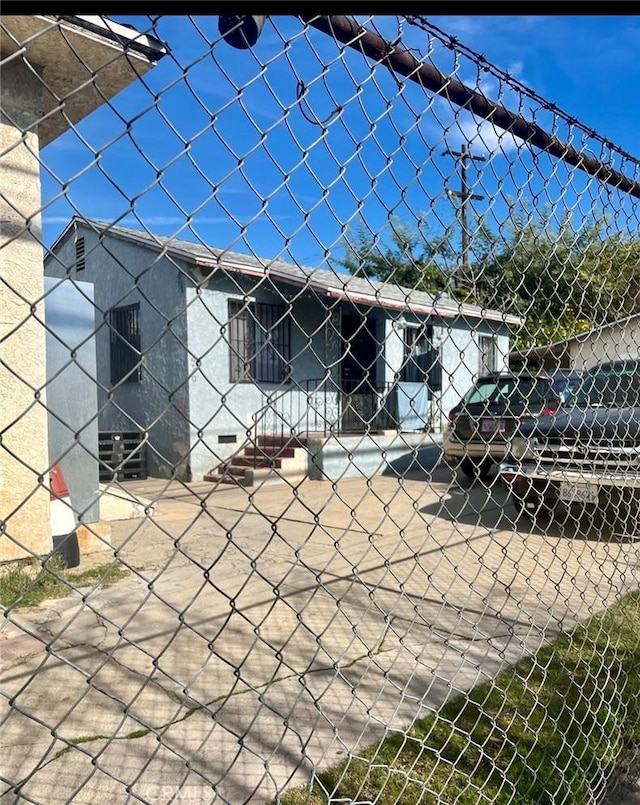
[
  {"x1": 500, "y1": 358, "x2": 640, "y2": 524},
  {"x1": 444, "y1": 370, "x2": 583, "y2": 479}
]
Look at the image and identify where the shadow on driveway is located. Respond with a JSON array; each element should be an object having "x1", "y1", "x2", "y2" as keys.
[{"x1": 419, "y1": 468, "x2": 640, "y2": 545}]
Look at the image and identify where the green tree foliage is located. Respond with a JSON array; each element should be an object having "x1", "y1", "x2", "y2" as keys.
[
  {"x1": 340, "y1": 207, "x2": 640, "y2": 350},
  {"x1": 472, "y1": 206, "x2": 640, "y2": 348},
  {"x1": 339, "y1": 218, "x2": 456, "y2": 295}
]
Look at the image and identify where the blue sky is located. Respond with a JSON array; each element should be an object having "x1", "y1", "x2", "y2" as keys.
[{"x1": 41, "y1": 15, "x2": 640, "y2": 271}]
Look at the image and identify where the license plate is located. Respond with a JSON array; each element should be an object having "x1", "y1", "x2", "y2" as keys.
[
  {"x1": 480, "y1": 418, "x2": 505, "y2": 434},
  {"x1": 559, "y1": 481, "x2": 599, "y2": 504}
]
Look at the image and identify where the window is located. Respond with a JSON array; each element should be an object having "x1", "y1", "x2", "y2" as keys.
[
  {"x1": 400, "y1": 324, "x2": 441, "y2": 391},
  {"x1": 402, "y1": 325, "x2": 431, "y2": 381},
  {"x1": 576, "y1": 362, "x2": 640, "y2": 408},
  {"x1": 75, "y1": 236, "x2": 85, "y2": 273},
  {"x1": 464, "y1": 377, "x2": 544, "y2": 407},
  {"x1": 478, "y1": 334, "x2": 498, "y2": 375},
  {"x1": 109, "y1": 303, "x2": 141, "y2": 384},
  {"x1": 228, "y1": 300, "x2": 290, "y2": 383},
  {"x1": 402, "y1": 326, "x2": 430, "y2": 382}
]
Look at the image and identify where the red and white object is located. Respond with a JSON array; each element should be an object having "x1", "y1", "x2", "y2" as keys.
[{"x1": 49, "y1": 463, "x2": 79, "y2": 567}]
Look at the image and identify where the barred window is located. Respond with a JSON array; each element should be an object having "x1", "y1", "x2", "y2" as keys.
[
  {"x1": 109, "y1": 303, "x2": 141, "y2": 384},
  {"x1": 479, "y1": 334, "x2": 498, "y2": 375},
  {"x1": 228, "y1": 300, "x2": 290, "y2": 383}
]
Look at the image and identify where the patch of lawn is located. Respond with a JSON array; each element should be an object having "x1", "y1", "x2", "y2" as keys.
[
  {"x1": 0, "y1": 556, "x2": 129, "y2": 609},
  {"x1": 278, "y1": 590, "x2": 640, "y2": 805}
]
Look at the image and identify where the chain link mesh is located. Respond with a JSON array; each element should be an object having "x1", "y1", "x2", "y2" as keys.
[{"x1": 2, "y1": 14, "x2": 640, "y2": 804}]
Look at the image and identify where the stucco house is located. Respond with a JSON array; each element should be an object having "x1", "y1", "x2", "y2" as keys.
[
  {"x1": 45, "y1": 218, "x2": 521, "y2": 482},
  {"x1": 510, "y1": 314, "x2": 640, "y2": 372}
]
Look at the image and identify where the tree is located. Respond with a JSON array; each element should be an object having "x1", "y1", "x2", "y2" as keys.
[
  {"x1": 339, "y1": 217, "x2": 456, "y2": 295},
  {"x1": 339, "y1": 205, "x2": 640, "y2": 350},
  {"x1": 473, "y1": 206, "x2": 640, "y2": 348}
]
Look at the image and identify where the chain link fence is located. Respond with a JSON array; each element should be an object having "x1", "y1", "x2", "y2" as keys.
[{"x1": 2, "y1": 14, "x2": 640, "y2": 804}]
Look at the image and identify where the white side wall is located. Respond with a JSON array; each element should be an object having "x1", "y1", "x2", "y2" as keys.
[
  {"x1": 569, "y1": 320, "x2": 640, "y2": 370},
  {"x1": 45, "y1": 278, "x2": 99, "y2": 524}
]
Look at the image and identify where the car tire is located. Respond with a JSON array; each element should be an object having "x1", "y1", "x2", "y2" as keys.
[{"x1": 460, "y1": 457, "x2": 493, "y2": 480}]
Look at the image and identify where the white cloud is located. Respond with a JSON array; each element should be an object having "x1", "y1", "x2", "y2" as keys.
[
  {"x1": 429, "y1": 15, "x2": 547, "y2": 47},
  {"x1": 447, "y1": 116, "x2": 523, "y2": 157},
  {"x1": 507, "y1": 60, "x2": 524, "y2": 79},
  {"x1": 44, "y1": 213, "x2": 293, "y2": 228},
  {"x1": 44, "y1": 216, "x2": 86, "y2": 225}
]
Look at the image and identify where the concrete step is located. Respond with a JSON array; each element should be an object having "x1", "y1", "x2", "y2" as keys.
[
  {"x1": 244, "y1": 446, "x2": 296, "y2": 459},
  {"x1": 257, "y1": 435, "x2": 309, "y2": 449},
  {"x1": 217, "y1": 464, "x2": 248, "y2": 476},
  {"x1": 203, "y1": 470, "x2": 252, "y2": 486},
  {"x1": 205, "y1": 436, "x2": 312, "y2": 487},
  {"x1": 227, "y1": 456, "x2": 283, "y2": 469},
  {"x1": 204, "y1": 467, "x2": 307, "y2": 487}
]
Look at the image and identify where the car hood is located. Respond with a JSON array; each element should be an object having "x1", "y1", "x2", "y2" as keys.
[{"x1": 519, "y1": 406, "x2": 640, "y2": 443}]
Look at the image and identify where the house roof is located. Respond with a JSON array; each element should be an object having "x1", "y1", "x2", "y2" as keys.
[
  {"x1": 510, "y1": 313, "x2": 640, "y2": 366},
  {"x1": 46, "y1": 217, "x2": 523, "y2": 326}
]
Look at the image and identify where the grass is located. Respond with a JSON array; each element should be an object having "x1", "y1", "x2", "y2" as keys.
[
  {"x1": 0, "y1": 556, "x2": 129, "y2": 609},
  {"x1": 278, "y1": 590, "x2": 640, "y2": 805}
]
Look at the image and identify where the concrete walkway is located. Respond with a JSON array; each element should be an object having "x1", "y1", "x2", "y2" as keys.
[{"x1": 2, "y1": 456, "x2": 640, "y2": 803}]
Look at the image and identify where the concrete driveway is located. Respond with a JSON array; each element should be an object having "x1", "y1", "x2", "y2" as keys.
[{"x1": 2, "y1": 452, "x2": 640, "y2": 804}]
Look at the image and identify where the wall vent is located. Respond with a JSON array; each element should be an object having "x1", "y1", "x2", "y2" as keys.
[{"x1": 75, "y1": 236, "x2": 86, "y2": 272}]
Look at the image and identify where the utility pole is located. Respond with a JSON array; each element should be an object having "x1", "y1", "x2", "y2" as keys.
[{"x1": 442, "y1": 144, "x2": 486, "y2": 274}]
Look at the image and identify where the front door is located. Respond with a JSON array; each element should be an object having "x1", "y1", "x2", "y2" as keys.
[{"x1": 340, "y1": 314, "x2": 379, "y2": 431}]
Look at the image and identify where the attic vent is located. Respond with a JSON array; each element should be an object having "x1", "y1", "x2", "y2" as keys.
[{"x1": 75, "y1": 237, "x2": 86, "y2": 272}]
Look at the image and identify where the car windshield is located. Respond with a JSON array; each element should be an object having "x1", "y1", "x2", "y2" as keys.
[
  {"x1": 463, "y1": 376, "x2": 556, "y2": 407},
  {"x1": 569, "y1": 364, "x2": 640, "y2": 408}
]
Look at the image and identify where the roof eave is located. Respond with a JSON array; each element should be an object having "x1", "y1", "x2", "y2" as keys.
[
  {"x1": 1, "y1": 16, "x2": 168, "y2": 147},
  {"x1": 193, "y1": 257, "x2": 522, "y2": 325},
  {"x1": 50, "y1": 218, "x2": 522, "y2": 327}
]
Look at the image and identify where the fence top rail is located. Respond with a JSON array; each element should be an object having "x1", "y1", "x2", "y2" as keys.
[{"x1": 299, "y1": 14, "x2": 640, "y2": 200}]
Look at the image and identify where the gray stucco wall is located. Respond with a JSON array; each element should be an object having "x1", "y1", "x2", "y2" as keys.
[
  {"x1": 437, "y1": 320, "x2": 510, "y2": 429},
  {"x1": 185, "y1": 275, "x2": 378, "y2": 479},
  {"x1": 308, "y1": 432, "x2": 441, "y2": 482},
  {"x1": 44, "y1": 277, "x2": 100, "y2": 523},
  {"x1": 45, "y1": 226, "x2": 191, "y2": 479}
]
